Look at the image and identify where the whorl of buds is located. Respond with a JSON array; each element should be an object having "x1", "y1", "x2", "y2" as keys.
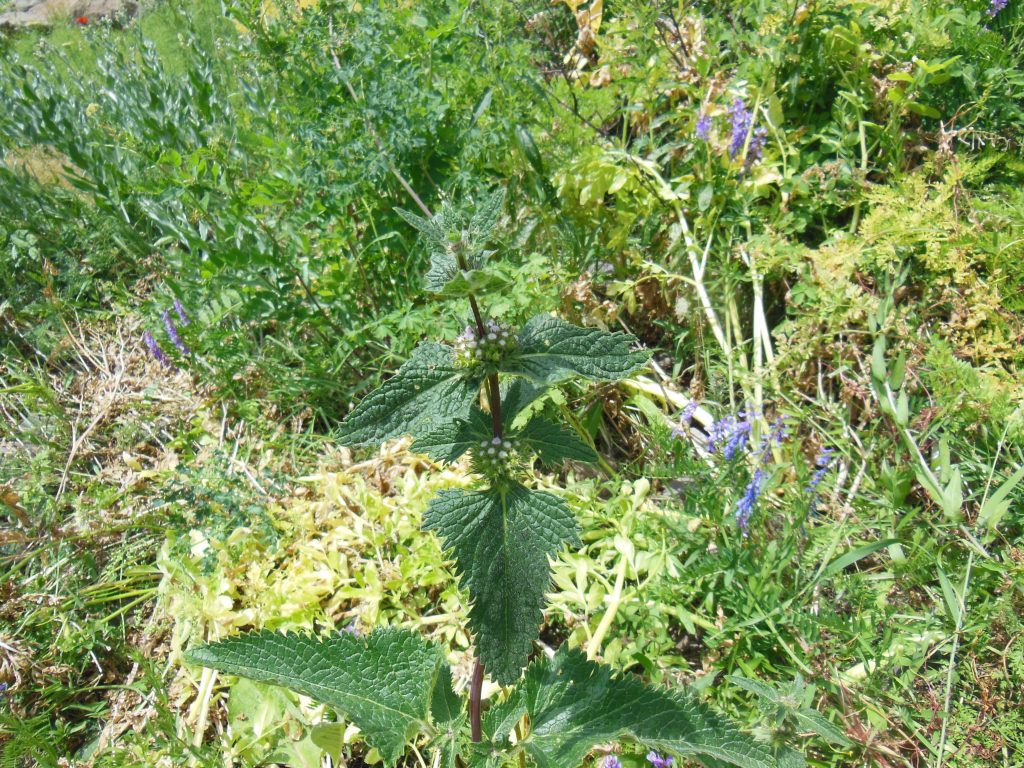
[
  {"x1": 474, "y1": 436, "x2": 517, "y2": 475},
  {"x1": 453, "y1": 320, "x2": 515, "y2": 368}
]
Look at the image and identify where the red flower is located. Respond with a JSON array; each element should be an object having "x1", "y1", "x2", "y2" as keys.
[{"x1": 75, "y1": 16, "x2": 88, "y2": 24}]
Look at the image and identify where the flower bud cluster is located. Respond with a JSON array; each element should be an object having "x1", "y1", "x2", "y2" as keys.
[
  {"x1": 453, "y1": 320, "x2": 515, "y2": 368},
  {"x1": 474, "y1": 436, "x2": 517, "y2": 474}
]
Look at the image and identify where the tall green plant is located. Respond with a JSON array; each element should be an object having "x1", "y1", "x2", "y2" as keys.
[{"x1": 186, "y1": 191, "x2": 776, "y2": 768}]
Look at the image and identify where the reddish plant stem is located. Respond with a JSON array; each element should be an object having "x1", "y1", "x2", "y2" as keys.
[
  {"x1": 457, "y1": 259, "x2": 505, "y2": 739},
  {"x1": 470, "y1": 658, "x2": 485, "y2": 742}
]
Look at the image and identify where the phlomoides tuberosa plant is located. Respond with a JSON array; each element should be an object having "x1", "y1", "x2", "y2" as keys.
[{"x1": 186, "y1": 191, "x2": 777, "y2": 768}]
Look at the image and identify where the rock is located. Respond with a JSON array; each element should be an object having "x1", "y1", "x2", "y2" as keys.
[{"x1": 0, "y1": 0, "x2": 137, "y2": 29}]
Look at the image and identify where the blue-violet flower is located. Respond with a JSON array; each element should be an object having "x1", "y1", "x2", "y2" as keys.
[
  {"x1": 162, "y1": 310, "x2": 191, "y2": 356},
  {"x1": 647, "y1": 752, "x2": 673, "y2": 768},
  {"x1": 695, "y1": 113, "x2": 712, "y2": 140},
  {"x1": 729, "y1": 98, "x2": 768, "y2": 167},
  {"x1": 143, "y1": 331, "x2": 173, "y2": 368},
  {"x1": 173, "y1": 297, "x2": 190, "y2": 326},
  {"x1": 735, "y1": 467, "x2": 766, "y2": 535},
  {"x1": 807, "y1": 447, "x2": 835, "y2": 494}
]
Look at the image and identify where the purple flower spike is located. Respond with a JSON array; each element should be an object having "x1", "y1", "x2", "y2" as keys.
[
  {"x1": 735, "y1": 467, "x2": 766, "y2": 535},
  {"x1": 340, "y1": 622, "x2": 362, "y2": 638},
  {"x1": 988, "y1": 0, "x2": 1008, "y2": 15},
  {"x1": 173, "y1": 297, "x2": 190, "y2": 326},
  {"x1": 162, "y1": 310, "x2": 191, "y2": 356},
  {"x1": 708, "y1": 414, "x2": 752, "y2": 459},
  {"x1": 729, "y1": 98, "x2": 768, "y2": 168},
  {"x1": 672, "y1": 401, "x2": 701, "y2": 439},
  {"x1": 729, "y1": 98, "x2": 753, "y2": 159},
  {"x1": 807, "y1": 447, "x2": 835, "y2": 494},
  {"x1": 143, "y1": 330, "x2": 173, "y2": 369},
  {"x1": 603, "y1": 757, "x2": 622, "y2": 768},
  {"x1": 647, "y1": 752, "x2": 673, "y2": 768},
  {"x1": 695, "y1": 113, "x2": 712, "y2": 140}
]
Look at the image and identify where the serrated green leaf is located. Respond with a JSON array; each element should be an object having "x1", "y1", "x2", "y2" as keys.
[
  {"x1": 497, "y1": 648, "x2": 775, "y2": 768},
  {"x1": 423, "y1": 484, "x2": 579, "y2": 684},
  {"x1": 430, "y1": 663, "x2": 464, "y2": 726},
  {"x1": 792, "y1": 708, "x2": 852, "y2": 747},
  {"x1": 398, "y1": 192, "x2": 504, "y2": 293},
  {"x1": 504, "y1": 315, "x2": 650, "y2": 385},
  {"x1": 395, "y1": 206, "x2": 441, "y2": 239},
  {"x1": 431, "y1": 720, "x2": 468, "y2": 768},
  {"x1": 518, "y1": 418, "x2": 598, "y2": 465},
  {"x1": 436, "y1": 267, "x2": 509, "y2": 298},
  {"x1": 727, "y1": 675, "x2": 780, "y2": 704},
  {"x1": 502, "y1": 379, "x2": 545, "y2": 423},
  {"x1": 337, "y1": 343, "x2": 481, "y2": 446},
  {"x1": 777, "y1": 747, "x2": 807, "y2": 768},
  {"x1": 426, "y1": 251, "x2": 462, "y2": 292},
  {"x1": 468, "y1": 189, "x2": 506, "y2": 238},
  {"x1": 185, "y1": 628, "x2": 445, "y2": 766},
  {"x1": 413, "y1": 408, "x2": 492, "y2": 463}
]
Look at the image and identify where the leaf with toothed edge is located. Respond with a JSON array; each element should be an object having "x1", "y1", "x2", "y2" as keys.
[
  {"x1": 483, "y1": 647, "x2": 777, "y2": 768},
  {"x1": 336, "y1": 342, "x2": 482, "y2": 446},
  {"x1": 500, "y1": 378, "x2": 545, "y2": 423},
  {"x1": 503, "y1": 314, "x2": 650, "y2": 385},
  {"x1": 184, "y1": 628, "x2": 449, "y2": 766},
  {"x1": 519, "y1": 417, "x2": 598, "y2": 465},
  {"x1": 413, "y1": 407, "x2": 492, "y2": 463},
  {"x1": 423, "y1": 483, "x2": 579, "y2": 685}
]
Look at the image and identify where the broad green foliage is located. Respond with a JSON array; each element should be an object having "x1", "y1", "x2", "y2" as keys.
[
  {"x1": 506, "y1": 315, "x2": 651, "y2": 385},
  {"x1": 423, "y1": 484, "x2": 579, "y2": 684},
  {"x1": 336, "y1": 343, "x2": 482, "y2": 446},
  {"x1": 185, "y1": 628, "x2": 449, "y2": 765},
  {"x1": 519, "y1": 418, "x2": 598, "y2": 465},
  {"x1": 483, "y1": 648, "x2": 776, "y2": 768},
  {"x1": 396, "y1": 190, "x2": 505, "y2": 293},
  {"x1": 412, "y1": 408, "x2": 494, "y2": 463}
]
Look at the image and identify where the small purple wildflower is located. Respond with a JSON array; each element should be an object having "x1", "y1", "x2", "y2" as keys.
[
  {"x1": 728, "y1": 99, "x2": 753, "y2": 159},
  {"x1": 748, "y1": 126, "x2": 768, "y2": 163},
  {"x1": 173, "y1": 297, "x2": 190, "y2": 326},
  {"x1": 143, "y1": 330, "x2": 173, "y2": 368},
  {"x1": 765, "y1": 416, "x2": 789, "y2": 451},
  {"x1": 603, "y1": 757, "x2": 622, "y2": 768},
  {"x1": 988, "y1": 0, "x2": 1008, "y2": 15},
  {"x1": 340, "y1": 622, "x2": 362, "y2": 638},
  {"x1": 728, "y1": 98, "x2": 768, "y2": 167},
  {"x1": 695, "y1": 113, "x2": 712, "y2": 140},
  {"x1": 807, "y1": 447, "x2": 835, "y2": 494},
  {"x1": 672, "y1": 401, "x2": 701, "y2": 439},
  {"x1": 735, "y1": 467, "x2": 766, "y2": 535},
  {"x1": 647, "y1": 752, "x2": 673, "y2": 768},
  {"x1": 162, "y1": 310, "x2": 191, "y2": 356},
  {"x1": 708, "y1": 414, "x2": 752, "y2": 459}
]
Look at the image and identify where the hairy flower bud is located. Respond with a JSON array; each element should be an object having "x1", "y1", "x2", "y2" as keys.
[
  {"x1": 453, "y1": 320, "x2": 516, "y2": 368},
  {"x1": 473, "y1": 436, "x2": 517, "y2": 477}
]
